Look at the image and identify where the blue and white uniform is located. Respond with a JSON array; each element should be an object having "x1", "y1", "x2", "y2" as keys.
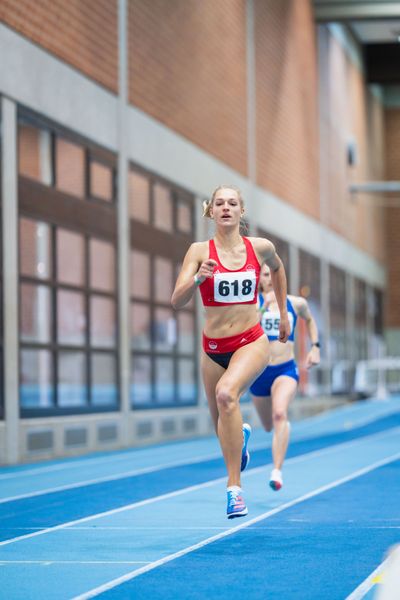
[{"x1": 250, "y1": 295, "x2": 299, "y2": 397}]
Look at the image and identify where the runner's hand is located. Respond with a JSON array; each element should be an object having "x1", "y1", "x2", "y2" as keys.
[
  {"x1": 306, "y1": 347, "x2": 320, "y2": 369},
  {"x1": 278, "y1": 314, "x2": 290, "y2": 343},
  {"x1": 196, "y1": 259, "x2": 218, "y2": 284}
]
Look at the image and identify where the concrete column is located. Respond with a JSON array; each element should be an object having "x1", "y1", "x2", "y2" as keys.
[
  {"x1": 2, "y1": 97, "x2": 19, "y2": 464},
  {"x1": 117, "y1": 0, "x2": 131, "y2": 444}
]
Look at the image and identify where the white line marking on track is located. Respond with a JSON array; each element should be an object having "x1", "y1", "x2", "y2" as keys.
[
  {"x1": 2, "y1": 412, "x2": 400, "y2": 504},
  {"x1": 0, "y1": 560, "x2": 150, "y2": 565},
  {"x1": 0, "y1": 478, "x2": 228, "y2": 547},
  {"x1": 0, "y1": 450, "x2": 227, "y2": 504},
  {"x1": 1, "y1": 401, "x2": 397, "y2": 486},
  {"x1": 1, "y1": 425, "x2": 399, "y2": 547},
  {"x1": 345, "y1": 561, "x2": 387, "y2": 599},
  {"x1": 72, "y1": 450, "x2": 400, "y2": 600}
]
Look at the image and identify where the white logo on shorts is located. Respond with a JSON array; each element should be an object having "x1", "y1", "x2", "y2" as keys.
[
  {"x1": 208, "y1": 341, "x2": 218, "y2": 350},
  {"x1": 240, "y1": 338, "x2": 247, "y2": 343}
]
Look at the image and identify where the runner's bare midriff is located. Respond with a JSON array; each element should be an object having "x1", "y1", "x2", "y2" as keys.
[
  {"x1": 268, "y1": 339, "x2": 295, "y2": 365},
  {"x1": 203, "y1": 304, "x2": 260, "y2": 338}
]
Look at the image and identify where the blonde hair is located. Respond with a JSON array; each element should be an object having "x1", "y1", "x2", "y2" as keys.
[{"x1": 202, "y1": 185, "x2": 245, "y2": 218}]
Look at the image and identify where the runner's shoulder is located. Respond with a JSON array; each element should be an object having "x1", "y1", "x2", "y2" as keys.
[
  {"x1": 289, "y1": 294, "x2": 308, "y2": 313},
  {"x1": 188, "y1": 240, "x2": 210, "y2": 260},
  {"x1": 247, "y1": 237, "x2": 275, "y2": 258}
]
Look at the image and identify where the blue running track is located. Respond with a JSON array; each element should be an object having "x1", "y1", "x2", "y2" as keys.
[{"x1": 1, "y1": 397, "x2": 399, "y2": 599}]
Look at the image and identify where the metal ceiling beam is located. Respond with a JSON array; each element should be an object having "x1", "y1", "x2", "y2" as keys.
[
  {"x1": 314, "y1": 2, "x2": 400, "y2": 22},
  {"x1": 349, "y1": 181, "x2": 400, "y2": 193}
]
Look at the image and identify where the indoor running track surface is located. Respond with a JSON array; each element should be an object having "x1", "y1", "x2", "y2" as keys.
[{"x1": 1, "y1": 397, "x2": 400, "y2": 600}]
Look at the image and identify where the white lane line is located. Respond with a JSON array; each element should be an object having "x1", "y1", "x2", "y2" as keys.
[
  {"x1": 3, "y1": 411, "x2": 400, "y2": 504},
  {"x1": 0, "y1": 450, "x2": 227, "y2": 504},
  {"x1": 1, "y1": 401, "x2": 396, "y2": 484},
  {"x1": 1, "y1": 426, "x2": 399, "y2": 548},
  {"x1": 345, "y1": 561, "x2": 387, "y2": 599},
  {"x1": 0, "y1": 478, "x2": 228, "y2": 547},
  {"x1": 0, "y1": 526, "x2": 232, "y2": 531},
  {"x1": 73, "y1": 450, "x2": 400, "y2": 600},
  {"x1": 0, "y1": 446, "x2": 219, "y2": 481},
  {"x1": 0, "y1": 560, "x2": 150, "y2": 565}
]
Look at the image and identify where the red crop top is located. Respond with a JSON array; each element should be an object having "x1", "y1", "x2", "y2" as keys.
[{"x1": 199, "y1": 237, "x2": 261, "y2": 307}]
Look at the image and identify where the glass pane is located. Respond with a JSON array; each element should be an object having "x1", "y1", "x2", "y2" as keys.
[
  {"x1": 329, "y1": 265, "x2": 346, "y2": 362},
  {"x1": 130, "y1": 250, "x2": 150, "y2": 299},
  {"x1": 18, "y1": 124, "x2": 52, "y2": 184},
  {"x1": 131, "y1": 355, "x2": 152, "y2": 406},
  {"x1": 20, "y1": 219, "x2": 51, "y2": 279},
  {"x1": 155, "y1": 357, "x2": 174, "y2": 403},
  {"x1": 131, "y1": 303, "x2": 151, "y2": 350},
  {"x1": 90, "y1": 239, "x2": 115, "y2": 291},
  {"x1": 154, "y1": 308, "x2": 176, "y2": 352},
  {"x1": 154, "y1": 257, "x2": 172, "y2": 302},
  {"x1": 178, "y1": 359, "x2": 196, "y2": 402},
  {"x1": 20, "y1": 349, "x2": 54, "y2": 408},
  {"x1": 57, "y1": 228, "x2": 85, "y2": 286},
  {"x1": 129, "y1": 171, "x2": 150, "y2": 222},
  {"x1": 299, "y1": 249, "x2": 321, "y2": 303},
  {"x1": 354, "y1": 278, "x2": 368, "y2": 360},
  {"x1": 177, "y1": 312, "x2": 195, "y2": 353},
  {"x1": 20, "y1": 283, "x2": 51, "y2": 343},
  {"x1": 91, "y1": 353, "x2": 117, "y2": 406},
  {"x1": 57, "y1": 290, "x2": 86, "y2": 345},
  {"x1": 56, "y1": 138, "x2": 85, "y2": 198},
  {"x1": 153, "y1": 183, "x2": 172, "y2": 232},
  {"x1": 91, "y1": 296, "x2": 116, "y2": 348},
  {"x1": 58, "y1": 352, "x2": 87, "y2": 407},
  {"x1": 90, "y1": 161, "x2": 113, "y2": 201},
  {"x1": 373, "y1": 289, "x2": 384, "y2": 335},
  {"x1": 177, "y1": 200, "x2": 192, "y2": 233}
]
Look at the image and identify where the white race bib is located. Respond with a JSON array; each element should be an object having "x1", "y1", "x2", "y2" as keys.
[
  {"x1": 261, "y1": 311, "x2": 294, "y2": 338},
  {"x1": 214, "y1": 271, "x2": 256, "y2": 303}
]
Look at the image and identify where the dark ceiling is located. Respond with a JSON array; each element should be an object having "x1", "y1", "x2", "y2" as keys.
[{"x1": 313, "y1": 1, "x2": 400, "y2": 83}]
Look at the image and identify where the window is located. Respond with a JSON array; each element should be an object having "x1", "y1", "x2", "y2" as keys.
[
  {"x1": 19, "y1": 222, "x2": 118, "y2": 413},
  {"x1": 18, "y1": 122, "x2": 52, "y2": 185},
  {"x1": 18, "y1": 111, "x2": 118, "y2": 416},
  {"x1": 354, "y1": 278, "x2": 368, "y2": 360},
  {"x1": 89, "y1": 160, "x2": 114, "y2": 202},
  {"x1": 372, "y1": 288, "x2": 384, "y2": 337},
  {"x1": 56, "y1": 138, "x2": 85, "y2": 197},
  {"x1": 129, "y1": 166, "x2": 197, "y2": 408},
  {"x1": 329, "y1": 265, "x2": 347, "y2": 361},
  {"x1": 298, "y1": 250, "x2": 322, "y2": 393}
]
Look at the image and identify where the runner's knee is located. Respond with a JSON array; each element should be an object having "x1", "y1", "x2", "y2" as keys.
[
  {"x1": 215, "y1": 384, "x2": 237, "y2": 414},
  {"x1": 273, "y1": 410, "x2": 287, "y2": 425}
]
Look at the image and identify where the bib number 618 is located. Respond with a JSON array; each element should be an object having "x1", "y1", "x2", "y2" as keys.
[{"x1": 218, "y1": 279, "x2": 253, "y2": 297}]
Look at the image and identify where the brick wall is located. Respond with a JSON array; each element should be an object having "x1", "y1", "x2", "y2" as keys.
[
  {"x1": 254, "y1": 0, "x2": 319, "y2": 219},
  {"x1": 0, "y1": 0, "x2": 118, "y2": 92},
  {"x1": 128, "y1": 0, "x2": 248, "y2": 175},
  {"x1": 385, "y1": 109, "x2": 400, "y2": 328},
  {"x1": 319, "y1": 28, "x2": 386, "y2": 262}
]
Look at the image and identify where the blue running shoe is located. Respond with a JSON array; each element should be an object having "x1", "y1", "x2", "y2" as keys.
[
  {"x1": 227, "y1": 488, "x2": 248, "y2": 519},
  {"x1": 241, "y1": 423, "x2": 252, "y2": 472}
]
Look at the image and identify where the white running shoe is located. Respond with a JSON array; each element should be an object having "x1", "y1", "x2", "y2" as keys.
[{"x1": 269, "y1": 468, "x2": 283, "y2": 491}]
